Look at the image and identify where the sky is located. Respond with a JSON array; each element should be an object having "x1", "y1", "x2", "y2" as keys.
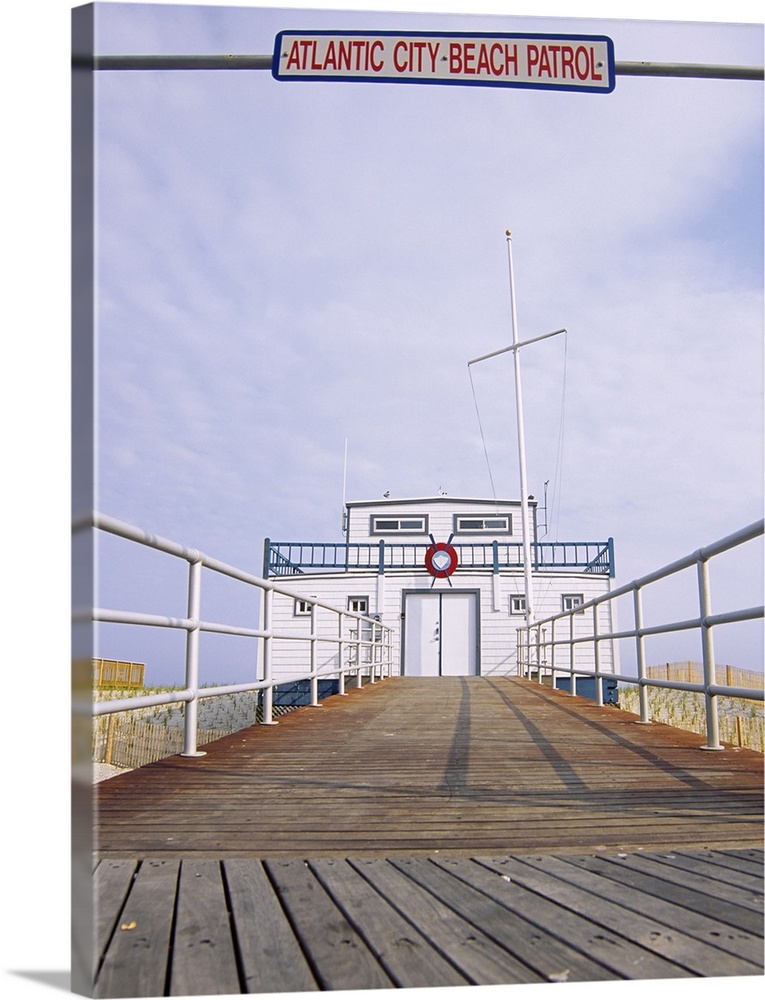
[
  {"x1": 82, "y1": 0, "x2": 764, "y2": 685},
  {"x1": 1, "y1": 3, "x2": 763, "y2": 995}
]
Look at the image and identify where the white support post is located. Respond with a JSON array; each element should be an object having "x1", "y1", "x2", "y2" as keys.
[
  {"x1": 338, "y1": 613, "x2": 346, "y2": 695},
  {"x1": 633, "y1": 585, "x2": 651, "y2": 724},
  {"x1": 181, "y1": 557, "x2": 206, "y2": 757},
  {"x1": 593, "y1": 604, "x2": 603, "y2": 706},
  {"x1": 550, "y1": 619, "x2": 556, "y2": 690},
  {"x1": 309, "y1": 602, "x2": 320, "y2": 707},
  {"x1": 698, "y1": 558, "x2": 723, "y2": 751},
  {"x1": 261, "y1": 588, "x2": 278, "y2": 725}
]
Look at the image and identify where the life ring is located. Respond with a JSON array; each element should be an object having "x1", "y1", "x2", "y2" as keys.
[{"x1": 425, "y1": 542, "x2": 459, "y2": 578}]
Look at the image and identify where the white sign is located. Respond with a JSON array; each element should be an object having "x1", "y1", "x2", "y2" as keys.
[{"x1": 273, "y1": 31, "x2": 615, "y2": 93}]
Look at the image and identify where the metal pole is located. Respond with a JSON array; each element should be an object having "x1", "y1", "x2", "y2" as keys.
[
  {"x1": 593, "y1": 605, "x2": 603, "y2": 706},
  {"x1": 309, "y1": 602, "x2": 319, "y2": 706},
  {"x1": 698, "y1": 558, "x2": 723, "y2": 751},
  {"x1": 634, "y1": 584, "x2": 651, "y2": 724},
  {"x1": 83, "y1": 54, "x2": 764, "y2": 81},
  {"x1": 505, "y1": 231, "x2": 536, "y2": 633},
  {"x1": 261, "y1": 588, "x2": 278, "y2": 725},
  {"x1": 337, "y1": 613, "x2": 346, "y2": 695},
  {"x1": 550, "y1": 618, "x2": 556, "y2": 690},
  {"x1": 181, "y1": 557, "x2": 206, "y2": 757}
]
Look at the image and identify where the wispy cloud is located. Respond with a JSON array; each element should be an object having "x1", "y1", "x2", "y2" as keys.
[{"x1": 87, "y1": 2, "x2": 763, "y2": 678}]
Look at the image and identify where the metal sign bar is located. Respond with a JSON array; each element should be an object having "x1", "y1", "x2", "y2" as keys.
[{"x1": 75, "y1": 54, "x2": 764, "y2": 81}]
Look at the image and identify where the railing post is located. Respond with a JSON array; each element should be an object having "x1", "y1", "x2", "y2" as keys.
[
  {"x1": 368, "y1": 619, "x2": 376, "y2": 684},
  {"x1": 261, "y1": 587, "x2": 278, "y2": 725},
  {"x1": 309, "y1": 602, "x2": 319, "y2": 706},
  {"x1": 370, "y1": 622, "x2": 385, "y2": 680},
  {"x1": 593, "y1": 604, "x2": 603, "y2": 706},
  {"x1": 569, "y1": 612, "x2": 576, "y2": 697},
  {"x1": 262, "y1": 537, "x2": 271, "y2": 578},
  {"x1": 550, "y1": 618, "x2": 557, "y2": 690},
  {"x1": 633, "y1": 584, "x2": 651, "y2": 724},
  {"x1": 698, "y1": 557, "x2": 723, "y2": 751},
  {"x1": 181, "y1": 556, "x2": 205, "y2": 757},
  {"x1": 337, "y1": 613, "x2": 346, "y2": 695}
]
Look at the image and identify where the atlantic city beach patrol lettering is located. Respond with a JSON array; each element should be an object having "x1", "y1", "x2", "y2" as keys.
[{"x1": 273, "y1": 31, "x2": 616, "y2": 93}]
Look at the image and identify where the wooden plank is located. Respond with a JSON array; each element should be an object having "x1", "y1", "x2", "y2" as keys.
[
  {"x1": 95, "y1": 859, "x2": 179, "y2": 1000},
  {"x1": 642, "y1": 850, "x2": 765, "y2": 895},
  {"x1": 612, "y1": 853, "x2": 765, "y2": 918},
  {"x1": 94, "y1": 677, "x2": 763, "y2": 860},
  {"x1": 433, "y1": 856, "x2": 691, "y2": 981},
  {"x1": 476, "y1": 855, "x2": 708, "y2": 978},
  {"x1": 573, "y1": 853, "x2": 764, "y2": 937},
  {"x1": 563, "y1": 853, "x2": 765, "y2": 967},
  {"x1": 264, "y1": 858, "x2": 394, "y2": 991},
  {"x1": 387, "y1": 857, "x2": 619, "y2": 982},
  {"x1": 512, "y1": 854, "x2": 763, "y2": 976},
  {"x1": 223, "y1": 859, "x2": 318, "y2": 994},
  {"x1": 309, "y1": 857, "x2": 471, "y2": 989},
  {"x1": 719, "y1": 848, "x2": 765, "y2": 868},
  {"x1": 93, "y1": 859, "x2": 138, "y2": 963},
  {"x1": 698, "y1": 849, "x2": 765, "y2": 878},
  {"x1": 348, "y1": 857, "x2": 545, "y2": 985},
  {"x1": 169, "y1": 860, "x2": 240, "y2": 997}
]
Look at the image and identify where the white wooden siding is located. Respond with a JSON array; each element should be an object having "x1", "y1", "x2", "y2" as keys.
[
  {"x1": 346, "y1": 497, "x2": 535, "y2": 545},
  {"x1": 267, "y1": 567, "x2": 614, "y2": 683}
]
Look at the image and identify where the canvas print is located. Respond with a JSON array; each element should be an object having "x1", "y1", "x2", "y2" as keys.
[{"x1": 72, "y1": 2, "x2": 764, "y2": 998}]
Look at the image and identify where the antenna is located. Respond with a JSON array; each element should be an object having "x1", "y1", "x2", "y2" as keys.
[{"x1": 341, "y1": 438, "x2": 348, "y2": 536}]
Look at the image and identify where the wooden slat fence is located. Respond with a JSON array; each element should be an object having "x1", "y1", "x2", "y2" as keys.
[
  {"x1": 646, "y1": 662, "x2": 763, "y2": 688},
  {"x1": 619, "y1": 664, "x2": 763, "y2": 752},
  {"x1": 92, "y1": 707, "x2": 296, "y2": 770}
]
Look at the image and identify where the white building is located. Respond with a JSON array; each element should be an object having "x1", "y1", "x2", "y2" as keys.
[{"x1": 263, "y1": 495, "x2": 616, "y2": 686}]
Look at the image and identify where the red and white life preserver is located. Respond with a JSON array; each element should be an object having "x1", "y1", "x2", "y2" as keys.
[{"x1": 425, "y1": 542, "x2": 459, "y2": 578}]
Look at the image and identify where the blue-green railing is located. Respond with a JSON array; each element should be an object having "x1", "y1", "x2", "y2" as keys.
[{"x1": 263, "y1": 538, "x2": 614, "y2": 578}]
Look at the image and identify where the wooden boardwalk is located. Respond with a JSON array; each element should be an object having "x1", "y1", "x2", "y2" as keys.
[{"x1": 92, "y1": 676, "x2": 764, "y2": 996}]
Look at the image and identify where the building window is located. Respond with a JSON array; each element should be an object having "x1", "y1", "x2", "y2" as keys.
[
  {"x1": 562, "y1": 594, "x2": 585, "y2": 614},
  {"x1": 294, "y1": 598, "x2": 313, "y2": 616},
  {"x1": 371, "y1": 515, "x2": 428, "y2": 535},
  {"x1": 455, "y1": 515, "x2": 511, "y2": 534},
  {"x1": 348, "y1": 596, "x2": 372, "y2": 665},
  {"x1": 510, "y1": 595, "x2": 526, "y2": 615}
]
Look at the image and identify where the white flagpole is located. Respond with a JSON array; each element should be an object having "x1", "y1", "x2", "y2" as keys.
[
  {"x1": 505, "y1": 230, "x2": 536, "y2": 630},
  {"x1": 467, "y1": 233, "x2": 568, "y2": 653}
]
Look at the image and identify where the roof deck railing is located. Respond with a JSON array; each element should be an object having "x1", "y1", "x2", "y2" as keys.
[
  {"x1": 263, "y1": 537, "x2": 615, "y2": 577},
  {"x1": 517, "y1": 519, "x2": 764, "y2": 751},
  {"x1": 75, "y1": 513, "x2": 395, "y2": 758}
]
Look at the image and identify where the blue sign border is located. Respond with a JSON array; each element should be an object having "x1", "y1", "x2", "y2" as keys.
[{"x1": 272, "y1": 30, "x2": 616, "y2": 94}]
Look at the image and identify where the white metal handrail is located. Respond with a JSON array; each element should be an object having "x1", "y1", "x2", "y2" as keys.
[
  {"x1": 80, "y1": 513, "x2": 395, "y2": 757},
  {"x1": 516, "y1": 519, "x2": 764, "y2": 751}
]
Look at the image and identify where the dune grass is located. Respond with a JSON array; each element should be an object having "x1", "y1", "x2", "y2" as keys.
[{"x1": 617, "y1": 684, "x2": 763, "y2": 751}]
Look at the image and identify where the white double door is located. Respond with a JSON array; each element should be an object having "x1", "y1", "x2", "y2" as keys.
[{"x1": 403, "y1": 591, "x2": 479, "y2": 676}]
